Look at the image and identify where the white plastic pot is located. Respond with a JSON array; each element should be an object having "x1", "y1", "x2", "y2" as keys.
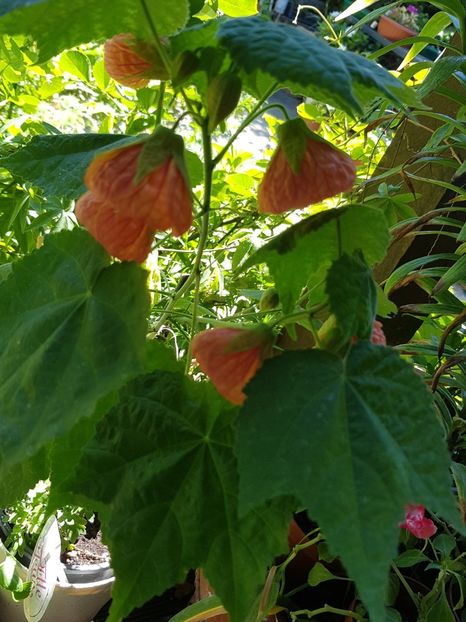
[{"x1": 0, "y1": 538, "x2": 114, "y2": 622}]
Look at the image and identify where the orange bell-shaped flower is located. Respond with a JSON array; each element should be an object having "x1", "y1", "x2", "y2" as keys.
[
  {"x1": 76, "y1": 127, "x2": 192, "y2": 262},
  {"x1": 192, "y1": 326, "x2": 274, "y2": 405},
  {"x1": 104, "y1": 33, "x2": 169, "y2": 88},
  {"x1": 258, "y1": 118, "x2": 356, "y2": 214}
]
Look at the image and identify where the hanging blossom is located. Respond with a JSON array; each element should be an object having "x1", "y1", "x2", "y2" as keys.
[
  {"x1": 370, "y1": 320, "x2": 387, "y2": 345},
  {"x1": 104, "y1": 33, "x2": 169, "y2": 88},
  {"x1": 76, "y1": 127, "x2": 192, "y2": 262},
  {"x1": 258, "y1": 117, "x2": 356, "y2": 214},
  {"x1": 400, "y1": 505, "x2": 437, "y2": 539},
  {"x1": 192, "y1": 326, "x2": 274, "y2": 405}
]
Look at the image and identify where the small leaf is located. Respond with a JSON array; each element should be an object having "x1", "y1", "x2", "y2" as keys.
[
  {"x1": 308, "y1": 562, "x2": 339, "y2": 586},
  {"x1": 395, "y1": 549, "x2": 430, "y2": 568},
  {"x1": 58, "y1": 50, "x2": 90, "y2": 81},
  {"x1": 433, "y1": 534, "x2": 456, "y2": 558}
]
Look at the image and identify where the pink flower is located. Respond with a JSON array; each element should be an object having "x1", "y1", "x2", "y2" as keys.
[
  {"x1": 371, "y1": 320, "x2": 386, "y2": 346},
  {"x1": 400, "y1": 505, "x2": 437, "y2": 539},
  {"x1": 407, "y1": 4, "x2": 419, "y2": 15}
]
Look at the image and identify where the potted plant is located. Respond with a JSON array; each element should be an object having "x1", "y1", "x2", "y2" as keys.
[
  {"x1": 0, "y1": 482, "x2": 113, "y2": 622},
  {"x1": 377, "y1": 4, "x2": 421, "y2": 41}
]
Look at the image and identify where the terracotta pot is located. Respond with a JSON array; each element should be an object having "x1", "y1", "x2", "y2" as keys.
[{"x1": 377, "y1": 15, "x2": 416, "y2": 42}]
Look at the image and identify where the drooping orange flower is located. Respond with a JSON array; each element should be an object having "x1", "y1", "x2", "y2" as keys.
[
  {"x1": 75, "y1": 128, "x2": 192, "y2": 262},
  {"x1": 192, "y1": 326, "x2": 274, "y2": 405},
  {"x1": 258, "y1": 118, "x2": 356, "y2": 214},
  {"x1": 75, "y1": 193, "x2": 152, "y2": 263},
  {"x1": 104, "y1": 33, "x2": 168, "y2": 88}
]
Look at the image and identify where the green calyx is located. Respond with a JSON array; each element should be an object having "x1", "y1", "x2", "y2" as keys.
[
  {"x1": 135, "y1": 126, "x2": 190, "y2": 187},
  {"x1": 224, "y1": 324, "x2": 275, "y2": 354},
  {"x1": 277, "y1": 117, "x2": 341, "y2": 174}
]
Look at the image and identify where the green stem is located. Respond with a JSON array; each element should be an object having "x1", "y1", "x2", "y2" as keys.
[
  {"x1": 291, "y1": 605, "x2": 363, "y2": 621},
  {"x1": 270, "y1": 303, "x2": 327, "y2": 330},
  {"x1": 153, "y1": 122, "x2": 213, "y2": 337},
  {"x1": 280, "y1": 535, "x2": 322, "y2": 573},
  {"x1": 213, "y1": 83, "x2": 278, "y2": 166},
  {"x1": 155, "y1": 82, "x2": 166, "y2": 126},
  {"x1": 139, "y1": 0, "x2": 172, "y2": 75},
  {"x1": 391, "y1": 563, "x2": 420, "y2": 608}
]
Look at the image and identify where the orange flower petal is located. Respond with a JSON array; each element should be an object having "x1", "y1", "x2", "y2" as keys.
[
  {"x1": 76, "y1": 192, "x2": 152, "y2": 263},
  {"x1": 192, "y1": 328, "x2": 266, "y2": 405},
  {"x1": 258, "y1": 135, "x2": 356, "y2": 214},
  {"x1": 104, "y1": 34, "x2": 152, "y2": 88}
]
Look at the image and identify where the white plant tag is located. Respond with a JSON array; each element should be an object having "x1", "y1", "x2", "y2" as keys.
[{"x1": 24, "y1": 515, "x2": 62, "y2": 622}]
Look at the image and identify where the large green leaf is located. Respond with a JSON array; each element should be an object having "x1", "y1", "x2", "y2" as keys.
[
  {"x1": 0, "y1": 0, "x2": 190, "y2": 61},
  {"x1": 246, "y1": 206, "x2": 389, "y2": 312},
  {"x1": 0, "y1": 229, "x2": 149, "y2": 469},
  {"x1": 61, "y1": 371, "x2": 292, "y2": 622},
  {"x1": 217, "y1": 17, "x2": 422, "y2": 114},
  {"x1": 0, "y1": 134, "x2": 137, "y2": 200},
  {"x1": 237, "y1": 345, "x2": 461, "y2": 622},
  {"x1": 0, "y1": 133, "x2": 202, "y2": 200},
  {"x1": 326, "y1": 252, "x2": 377, "y2": 341}
]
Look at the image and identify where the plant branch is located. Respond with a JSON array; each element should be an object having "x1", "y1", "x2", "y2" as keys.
[
  {"x1": 153, "y1": 122, "x2": 213, "y2": 339},
  {"x1": 213, "y1": 84, "x2": 278, "y2": 166}
]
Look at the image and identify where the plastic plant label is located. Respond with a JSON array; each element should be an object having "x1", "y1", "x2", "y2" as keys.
[{"x1": 24, "y1": 516, "x2": 62, "y2": 622}]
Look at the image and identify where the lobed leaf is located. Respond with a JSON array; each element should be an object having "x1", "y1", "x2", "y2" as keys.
[
  {"x1": 0, "y1": 229, "x2": 149, "y2": 470},
  {"x1": 237, "y1": 344, "x2": 461, "y2": 622},
  {"x1": 61, "y1": 371, "x2": 292, "y2": 622}
]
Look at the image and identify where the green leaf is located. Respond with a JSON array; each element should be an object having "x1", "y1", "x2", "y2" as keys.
[
  {"x1": 0, "y1": 0, "x2": 190, "y2": 62},
  {"x1": 376, "y1": 284, "x2": 397, "y2": 318},
  {"x1": 237, "y1": 344, "x2": 460, "y2": 622},
  {"x1": 246, "y1": 206, "x2": 389, "y2": 312},
  {"x1": 433, "y1": 534, "x2": 456, "y2": 558},
  {"x1": 58, "y1": 50, "x2": 90, "y2": 81},
  {"x1": 0, "y1": 133, "x2": 139, "y2": 200},
  {"x1": 169, "y1": 596, "x2": 224, "y2": 622},
  {"x1": 0, "y1": 229, "x2": 149, "y2": 469},
  {"x1": 0, "y1": 555, "x2": 31, "y2": 599},
  {"x1": 399, "y1": 13, "x2": 452, "y2": 70},
  {"x1": 307, "y1": 562, "x2": 339, "y2": 586},
  {"x1": 417, "y1": 56, "x2": 466, "y2": 99},
  {"x1": 218, "y1": 0, "x2": 257, "y2": 17},
  {"x1": 326, "y1": 252, "x2": 377, "y2": 341},
  {"x1": 336, "y1": 0, "x2": 465, "y2": 21},
  {"x1": 61, "y1": 372, "x2": 292, "y2": 622},
  {"x1": 395, "y1": 549, "x2": 430, "y2": 568},
  {"x1": 424, "y1": 589, "x2": 456, "y2": 622},
  {"x1": 0, "y1": 448, "x2": 49, "y2": 508},
  {"x1": 218, "y1": 17, "x2": 422, "y2": 115},
  {"x1": 433, "y1": 254, "x2": 466, "y2": 295}
]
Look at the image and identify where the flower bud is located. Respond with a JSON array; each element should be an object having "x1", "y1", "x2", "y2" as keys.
[
  {"x1": 259, "y1": 288, "x2": 280, "y2": 312},
  {"x1": 192, "y1": 325, "x2": 274, "y2": 405},
  {"x1": 206, "y1": 71, "x2": 242, "y2": 133},
  {"x1": 258, "y1": 118, "x2": 356, "y2": 214},
  {"x1": 104, "y1": 33, "x2": 169, "y2": 88}
]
